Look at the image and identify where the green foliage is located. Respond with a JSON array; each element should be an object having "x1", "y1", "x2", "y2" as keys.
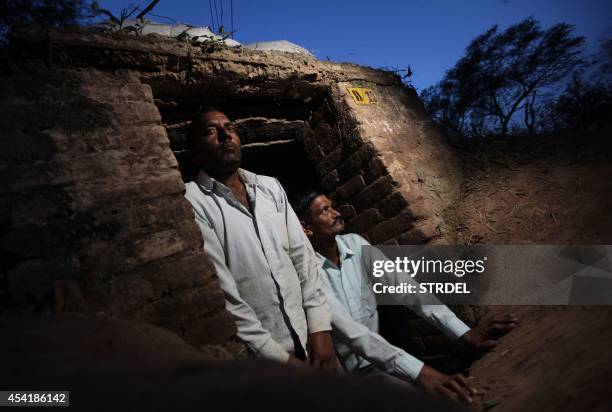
[{"x1": 421, "y1": 18, "x2": 587, "y2": 138}]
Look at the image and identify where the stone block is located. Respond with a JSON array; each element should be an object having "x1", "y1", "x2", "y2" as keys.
[
  {"x1": 336, "y1": 204, "x2": 356, "y2": 220},
  {"x1": 353, "y1": 175, "x2": 396, "y2": 211},
  {"x1": 363, "y1": 156, "x2": 388, "y2": 184},
  {"x1": 303, "y1": 138, "x2": 326, "y2": 164},
  {"x1": 396, "y1": 220, "x2": 440, "y2": 245},
  {"x1": 332, "y1": 174, "x2": 365, "y2": 201},
  {"x1": 345, "y1": 208, "x2": 384, "y2": 235},
  {"x1": 315, "y1": 124, "x2": 340, "y2": 153},
  {"x1": 321, "y1": 170, "x2": 340, "y2": 192},
  {"x1": 337, "y1": 144, "x2": 375, "y2": 182},
  {"x1": 367, "y1": 211, "x2": 415, "y2": 244},
  {"x1": 377, "y1": 191, "x2": 408, "y2": 218},
  {"x1": 316, "y1": 146, "x2": 342, "y2": 177}
]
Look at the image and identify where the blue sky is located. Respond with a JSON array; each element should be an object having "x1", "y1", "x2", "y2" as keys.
[{"x1": 96, "y1": 0, "x2": 611, "y2": 91}]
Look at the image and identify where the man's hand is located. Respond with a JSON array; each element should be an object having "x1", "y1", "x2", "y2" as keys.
[
  {"x1": 461, "y1": 312, "x2": 519, "y2": 352},
  {"x1": 307, "y1": 331, "x2": 341, "y2": 372},
  {"x1": 415, "y1": 365, "x2": 475, "y2": 404}
]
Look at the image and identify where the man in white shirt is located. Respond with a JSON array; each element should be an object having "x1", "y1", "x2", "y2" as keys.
[
  {"x1": 295, "y1": 191, "x2": 519, "y2": 402},
  {"x1": 184, "y1": 109, "x2": 337, "y2": 369}
]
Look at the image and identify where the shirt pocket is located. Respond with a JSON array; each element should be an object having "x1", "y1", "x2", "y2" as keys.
[{"x1": 264, "y1": 212, "x2": 289, "y2": 252}]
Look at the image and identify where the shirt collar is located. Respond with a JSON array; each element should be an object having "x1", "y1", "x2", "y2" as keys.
[
  {"x1": 316, "y1": 235, "x2": 356, "y2": 270},
  {"x1": 195, "y1": 170, "x2": 215, "y2": 192},
  {"x1": 336, "y1": 234, "x2": 356, "y2": 260},
  {"x1": 195, "y1": 168, "x2": 259, "y2": 193}
]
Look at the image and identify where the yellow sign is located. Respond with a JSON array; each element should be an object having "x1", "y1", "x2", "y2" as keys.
[{"x1": 347, "y1": 87, "x2": 378, "y2": 104}]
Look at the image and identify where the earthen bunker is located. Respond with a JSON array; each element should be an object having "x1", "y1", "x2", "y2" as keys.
[
  {"x1": 2, "y1": 27, "x2": 611, "y2": 370},
  {"x1": 1, "y1": 27, "x2": 462, "y2": 350}
]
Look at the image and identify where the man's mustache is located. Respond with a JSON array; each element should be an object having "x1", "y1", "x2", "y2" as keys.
[{"x1": 218, "y1": 143, "x2": 237, "y2": 152}]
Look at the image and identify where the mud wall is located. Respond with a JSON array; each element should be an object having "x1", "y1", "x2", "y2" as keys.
[
  {"x1": 1, "y1": 26, "x2": 466, "y2": 354},
  {"x1": 0, "y1": 65, "x2": 235, "y2": 351},
  {"x1": 327, "y1": 82, "x2": 462, "y2": 245},
  {"x1": 14, "y1": 27, "x2": 462, "y2": 245}
]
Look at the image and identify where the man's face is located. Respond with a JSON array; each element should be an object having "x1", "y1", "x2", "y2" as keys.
[
  {"x1": 303, "y1": 195, "x2": 345, "y2": 239},
  {"x1": 191, "y1": 111, "x2": 242, "y2": 173}
]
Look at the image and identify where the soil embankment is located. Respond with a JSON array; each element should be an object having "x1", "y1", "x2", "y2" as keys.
[
  {"x1": 468, "y1": 306, "x2": 612, "y2": 412},
  {"x1": 451, "y1": 135, "x2": 612, "y2": 245},
  {"x1": 449, "y1": 134, "x2": 612, "y2": 411}
]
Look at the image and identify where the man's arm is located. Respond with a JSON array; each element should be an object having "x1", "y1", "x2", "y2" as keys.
[
  {"x1": 275, "y1": 180, "x2": 336, "y2": 369},
  {"x1": 360, "y1": 236, "x2": 517, "y2": 344},
  {"x1": 191, "y1": 205, "x2": 291, "y2": 362},
  {"x1": 326, "y1": 289, "x2": 424, "y2": 380},
  {"x1": 359, "y1": 236, "x2": 470, "y2": 339},
  {"x1": 278, "y1": 180, "x2": 332, "y2": 334},
  {"x1": 328, "y1": 292, "x2": 474, "y2": 401}
]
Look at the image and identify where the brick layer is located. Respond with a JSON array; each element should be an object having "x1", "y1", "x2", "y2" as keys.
[{"x1": 0, "y1": 69, "x2": 236, "y2": 347}]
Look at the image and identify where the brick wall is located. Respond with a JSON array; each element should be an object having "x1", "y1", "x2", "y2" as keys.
[
  {"x1": 302, "y1": 82, "x2": 462, "y2": 246},
  {"x1": 0, "y1": 67, "x2": 235, "y2": 350},
  {"x1": 2, "y1": 27, "x2": 468, "y2": 360}
]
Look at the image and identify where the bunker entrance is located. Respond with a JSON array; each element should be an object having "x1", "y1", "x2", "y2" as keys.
[
  {"x1": 150, "y1": 69, "x2": 469, "y2": 373},
  {"x1": 158, "y1": 98, "x2": 327, "y2": 199},
  {"x1": 241, "y1": 140, "x2": 320, "y2": 200}
]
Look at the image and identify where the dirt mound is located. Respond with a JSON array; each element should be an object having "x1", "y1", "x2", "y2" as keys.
[
  {"x1": 468, "y1": 306, "x2": 612, "y2": 412},
  {"x1": 451, "y1": 135, "x2": 612, "y2": 245},
  {"x1": 445, "y1": 135, "x2": 612, "y2": 411}
]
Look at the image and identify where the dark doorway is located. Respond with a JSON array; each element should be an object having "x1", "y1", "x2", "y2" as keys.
[
  {"x1": 158, "y1": 98, "x2": 324, "y2": 199},
  {"x1": 241, "y1": 140, "x2": 320, "y2": 200}
]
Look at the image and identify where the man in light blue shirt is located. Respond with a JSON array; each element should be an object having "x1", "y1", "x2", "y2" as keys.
[
  {"x1": 184, "y1": 110, "x2": 337, "y2": 369},
  {"x1": 295, "y1": 191, "x2": 518, "y2": 402}
]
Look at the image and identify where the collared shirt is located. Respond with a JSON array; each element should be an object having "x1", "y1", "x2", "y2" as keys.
[
  {"x1": 185, "y1": 169, "x2": 331, "y2": 362},
  {"x1": 317, "y1": 233, "x2": 470, "y2": 381}
]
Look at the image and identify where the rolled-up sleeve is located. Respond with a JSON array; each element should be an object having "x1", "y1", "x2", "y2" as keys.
[
  {"x1": 412, "y1": 305, "x2": 470, "y2": 339},
  {"x1": 278, "y1": 180, "x2": 332, "y2": 334},
  {"x1": 327, "y1": 291, "x2": 424, "y2": 380},
  {"x1": 191, "y1": 205, "x2": 290, "y2": 362}
]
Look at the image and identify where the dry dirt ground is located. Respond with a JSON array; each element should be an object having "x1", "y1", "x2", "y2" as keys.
[
  {"x1": 451, "y1": 135, "x2": 612, "y2": 245},
  {"x1": 446, "y1": 134, "x2": 612, "y2": 411},
  {"x1": 468, "y1": 306, "x2": 612, "y2": 412}
]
